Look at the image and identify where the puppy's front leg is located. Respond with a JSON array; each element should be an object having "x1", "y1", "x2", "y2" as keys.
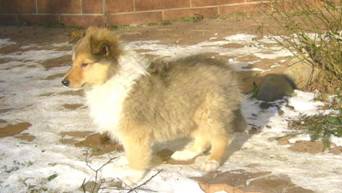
[{"x1": 120, "y1": 129, "x2": 152, "y2": 185}]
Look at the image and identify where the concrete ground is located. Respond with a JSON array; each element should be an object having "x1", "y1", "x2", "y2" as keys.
[{"x1": 1, "y1": 16, "x2": 342, "y2": 193}]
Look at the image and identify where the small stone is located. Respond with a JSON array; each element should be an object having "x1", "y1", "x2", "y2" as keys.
[
  {"x1": 256, "y1": 74, "x2": 295, "y2": 101},
  {"x1": 277, "y1": 136, "x2": 291, "y2": 145},
  {"x1": 329, "y1": 146, "x2": 342, "y2": 155},
  {"x1": 288, "y1": 140, "x2": 325, "y2": 154}
]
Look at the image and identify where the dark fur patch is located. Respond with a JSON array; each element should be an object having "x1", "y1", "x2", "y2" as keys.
[{"x1": 86, "y1": 27, "x2": 122, "y2": 63}]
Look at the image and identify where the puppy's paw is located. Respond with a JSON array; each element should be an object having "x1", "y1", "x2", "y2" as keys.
[
  {"x1": 171, "y1": 150, "x2": 198, "y2": 161},
  {"x1": 195, "y1": 156, "x2": 220, "y2": 172},
  {"x1": 121, "y1": 169, "x2": 146, "y2": 187}
]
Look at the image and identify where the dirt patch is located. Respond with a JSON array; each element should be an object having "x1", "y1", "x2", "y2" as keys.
[
  {"x1": 222, "y1": 43, "x2": 245, "y2": 49},
  {"x1": 0, "y1": 122, "x2": 32, "y2": 138},
  {"x1": 253, "y1": 58, "x2": 288, "y2": 69},
  {"x1": 58, "y1": 90, "x2": 83, "y2": 96},
  {"x1": 329, "y1": 146, "x2": 342, "y2": 155},
  {"x1": 0, "y1": 58, "x2": 11, "y2": 65},
  {"x1": 0, "y1": 44, "x2": 21, "y2": 54},
  {"x1": 41, "y1": 55, "x2": 71, "y2": 70},
  {"x1": 237, "y1": 55, "x2": 260, "y2": 62},
  {"x1": 45, "y1": 73, "x2": 64, "y2": 80},
  {"x1": 39, "y1": 92, "x2": 55, "y2": 97},
  {"x1": 0, "y1": 108, "x2": 12, "y2": 114},
  {"x1": 62, "y1": 103, "x2": 83, "y2": 110},
  {"x1": 74, "y1": 133, "x2": 123, "y2": 156},
  {"x1": 15, "y1": 133, "x2": 35, "y2": 142},
  {"x1": 0, "y1": 26, "x2": 70, "y2": 47},
  {"x1": 274, "y1": 135, "x2": 294, "y2": 145},
  {"x1": 288, "y1": 140, "x2": 325, "y2": 154},
  {"x1": 277, "y1": 137, "x2": 291, "y2": 145},
  {"x1": 40, "y1": 90, "x2": 83, "y2": 97},
  {"x1": 61, "y1": 131, "x2": 94, "y2": 138},
  {"x1": 60, "y1": 131, "x2": 94, "y2": 145},
  {"x1": 276, "y1": 135, "x2": 341, "y2": 154},
  {"x1": 245, "y1": 175, "x2": 315, "y2": 193},
  {"x1": 195, "y1": 170, "x2": 314, "y2": 193}
]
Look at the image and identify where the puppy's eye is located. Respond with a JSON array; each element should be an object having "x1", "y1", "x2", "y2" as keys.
[{"x1": 81, "y1": 63, "x2": 88, "y2": 68}]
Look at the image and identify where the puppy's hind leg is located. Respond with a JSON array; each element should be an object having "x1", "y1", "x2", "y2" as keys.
[
  {"x1": 171, "y1": 132, "x2": 210, "y2": 161},
  {"x1": 198, "y1": 133, "x2": 230, "y2": 172},
  {"x1": 195, "y1": 95, "x2": 233, "y2": 172}
]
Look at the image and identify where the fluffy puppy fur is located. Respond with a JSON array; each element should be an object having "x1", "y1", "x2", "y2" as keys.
[{"x1": 62, "y1": 27, "x2": 242, "y2": 184}]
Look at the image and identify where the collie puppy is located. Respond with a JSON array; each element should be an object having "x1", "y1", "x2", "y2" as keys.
[{"x1": 62, "y1": 27, "x2": 242, "y2": 184}]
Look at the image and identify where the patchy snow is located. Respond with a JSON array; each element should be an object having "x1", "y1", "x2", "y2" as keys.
[
  {"x1": 0, "y1": 36, "x2": 342, "y2": 193},
  {"x1": 224, "y1": 34, "x2": 257, "y2": 43},
  {"x1": 0, "y1": 49, "x2": 71, "y2": 62},
  {"x1": 253, "y1": 48, "x2": 293, "y2": 59},
  {"x1": 0, "y1": 38, "x2": 15, "y2": 48},
  {"x1": 228, "y1": 58, "x2": 269, "y2": 72},
  {"x1": 126, "y1": 33, "x2": 293, "y2": 68},
  {"x1": 288, "y1": 91, "x2": 324, "y2": 114},
  {"x1": 288, "y1": 134, "x2": 312, "y2": 143},
  {"x1": 52, "y1": 42, "x2": 71, "y2": 48},
  {"x1": 331, "y1": 136, "x2": 342, "y2": 147}
]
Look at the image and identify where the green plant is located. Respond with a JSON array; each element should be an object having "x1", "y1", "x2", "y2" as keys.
[
  {"x1": 290, "y1": 111, "x2": 342, "y2": 147},
  {"x1": 269, "y1": 0, "x2": 342, "y2": 84},
  {"x1": 181, "y1": 14, "x2": 204, "y2": 23},
  {"x1": 290, "y1": 92, "x2": 342, "y2": 147}
]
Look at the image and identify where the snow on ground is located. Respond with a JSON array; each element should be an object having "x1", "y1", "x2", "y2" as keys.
[
  {"x1": 0, "y1": 38, "x2": 15, "y2": 48},
  {"x1": 126, "y1": 34, "x2": 292, "y2": 63},
  {"x1": 0, "y1": 35, "x2": 341, "y2": 193}
]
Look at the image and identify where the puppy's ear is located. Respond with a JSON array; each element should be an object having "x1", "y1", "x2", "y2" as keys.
[
  {"x1": 90, "y1": 38, "x2": 111, "y2": 57},
  {"x1": 69, "y1": 30, "x2": 85, "y2": 43},
  {"x1": 89, "y1": 36, "x2": 121, "y2": 62}
]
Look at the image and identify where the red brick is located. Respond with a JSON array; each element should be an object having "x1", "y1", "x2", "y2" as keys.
[
  {"x1": 110, "y1": 11, "x2": 162, "y2": 25},
  {"x1": 37, "y1": 0, "x2": 81, "y2": 14},
  {"x1": 17, "y1": 15, "x2": 60, "y2": 25},
  {"x1": 164, "y1": 7, "x2": 218, "y2": 20},
  {"x1": 219, "y1": 3, "x2": 263, "y2": 15},
  {"x1": 106, "y1": 0, "x2": 133, "y2": 13},
  {"x1": 0, "y1": 0, "x2": 35, "y2": 14},
  {"x1": 60, "y1": 15, "x2": 106, "y2": 27},
  {"x1": 135, "y1": 0, "x2": 189, "y2": 11},
  {"x1": 191, "y1": 0, "x2": 244, "y2": 7},
  {"x1": 0, "y1": 15, "x2": 18, "y2": 25},
  {"x1": 83, "y1": 0, "x2": 103, "y2": 14}
]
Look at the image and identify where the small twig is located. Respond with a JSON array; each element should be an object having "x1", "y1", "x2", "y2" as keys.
[
  {"x1": 83, "y1": 150, "x2": 118, "y2": 193},
  {"x1": 127, "y1": 170, "x2": 163, "y2": 193},
  {"x1": 81, "y1": 178, "x2": 87, "y2": 193}
]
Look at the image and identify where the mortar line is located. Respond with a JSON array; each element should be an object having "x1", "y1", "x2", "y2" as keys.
[
  {"x1": 80, "y1": 0, "x2": 83, "y2": 15},
  {"x1": 35, "y1": 0, "x2": 38, "y2": 14}
]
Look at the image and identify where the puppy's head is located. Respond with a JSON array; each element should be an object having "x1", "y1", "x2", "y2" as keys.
[{"x1": 62, "y1": 27, "x2": 121, "y2": 89}]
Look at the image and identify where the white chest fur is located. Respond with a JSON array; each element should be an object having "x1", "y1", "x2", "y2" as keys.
[{"x1": 85, "y1": 50, "x2": 148, "y2": 141}]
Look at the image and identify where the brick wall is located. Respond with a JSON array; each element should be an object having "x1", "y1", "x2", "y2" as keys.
[{"x1": 0, "y1": 0, "x2": 268, "y2": 26}]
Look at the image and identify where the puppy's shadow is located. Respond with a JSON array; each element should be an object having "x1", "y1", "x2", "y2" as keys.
[
  {"x1": 223, "y1": 109, "x2": 251, "y2": 161},
  {"x1": 223, "y1": 96, "x2": 286, "y2": 161}
]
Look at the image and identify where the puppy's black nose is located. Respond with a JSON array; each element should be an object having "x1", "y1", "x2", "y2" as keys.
[{"x1": 61, "y1": 79, "x2": 70, "y2": 87}]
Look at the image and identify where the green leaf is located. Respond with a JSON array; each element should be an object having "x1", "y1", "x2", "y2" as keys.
[{"x1": 47, "y1": 174, "x2": 58, "y2": 181}]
